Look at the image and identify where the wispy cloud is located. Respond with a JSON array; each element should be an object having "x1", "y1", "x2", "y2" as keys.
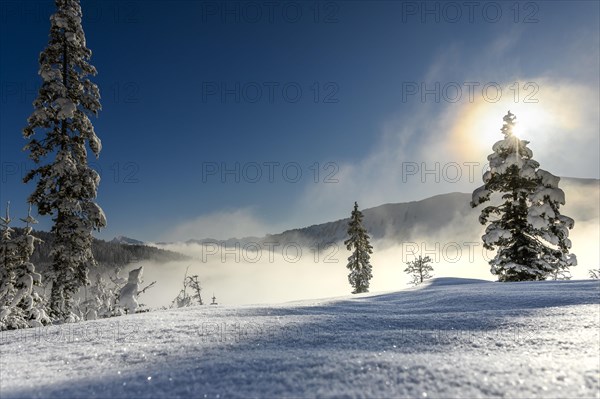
[
  {"x1": 162, "y1": 207, "x2": 282, "y2": 242},
  {"x1": 291, "y1": 30, "x2": 599, "y2": 227},
  {"x1": 162, "y1": 31, "x2": 598, "y2": 245}
]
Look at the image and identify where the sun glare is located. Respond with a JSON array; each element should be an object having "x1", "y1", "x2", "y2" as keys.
[
  {"x1": 510, "y1": 105, "x2": 551, "y2": 141},
  {"x1": 450, "y1": 87, "x2": 574, "y2": 164}
]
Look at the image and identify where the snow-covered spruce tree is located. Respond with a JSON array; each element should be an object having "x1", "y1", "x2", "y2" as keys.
[
  {"x1": 0, "y1": 204, "x2": 50, "y2": 329},
  {"x1": 12, "y1": 206, "x2": 51, "y2": 327},
  {"x1": 471, "y1": 111, "x2": 576, "y2": 282},
  {"x1": 0, "y1": 203, "x2": 19, "y2": 329},
  {"x1": 344, "y1": 202, "x2": 373, "y2": 294},
  {"x1": 404, "y1": 255, "x2": 434, "y2": 286},
  {"x1": 23, "y1": 0, "x2": 106, "y2": 319}
]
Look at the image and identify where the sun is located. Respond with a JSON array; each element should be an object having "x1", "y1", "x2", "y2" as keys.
[
  {"x1": 450, "y1": 99, "x2": 557, "y2": 161},
  {"x1": 509, "y1": 105, "x2": 551, "y2": 141},
  {"x1": 444, "y1": 79, "x2": 587, "y2": 174}
]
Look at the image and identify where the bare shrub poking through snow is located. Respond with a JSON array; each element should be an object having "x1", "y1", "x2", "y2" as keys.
[
  {"x1": 172, "y1": 266, "x2": 204, "y2": 308},
  {"x1": 404, "y1": 255, "x2": 434, "y2": 286}
]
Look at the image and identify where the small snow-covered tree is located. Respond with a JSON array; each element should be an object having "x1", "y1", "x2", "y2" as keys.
[
  {"x1": 12, "y1": 206, "x2": 51, "y2": 327},
  {"x1": 172, "y1": 267, "x2": 204, "y2": 308},
  {"x1": 471, "y1": 111, "x2": 577, "y2": 282},
  {"x1": 550, "y1": 268, "x2": 571, "y2": 281},
  {"x1": 118, "y1": 267, "x2": 155, "y2": 314},
  {"x1": 0, "y1": 204, "x2": 50, "y2": 330},
  {"x1": 0, "y1": 203, "x2": 19, "y2": 329},
  {"x1": 404, "y1": 255, "x2": 434, "y2": 286},
  {"x1": 344, "y1": 202, "x2": 373, "y2": 294},
  {"x1": 589, "y1": 269, "x2": 600, "y2": 280},
  {"x1": 80, "y1": 272, "x2": 120, "y2": 320},
  {"x1": 119, "y1": 267, "x2": 141, "y2": 314},
  {"x1": 22, "y1": 0, "x2": 106, "y2": 319}
]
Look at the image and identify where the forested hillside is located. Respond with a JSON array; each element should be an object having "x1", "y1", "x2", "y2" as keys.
[{"x1": 19, "y1": 229, "x2": 189, "y2": 272}]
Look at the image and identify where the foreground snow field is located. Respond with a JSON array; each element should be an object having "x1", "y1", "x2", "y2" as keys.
[{"x1": 1, "y1": 278, "x2": 599, "y2": 398}]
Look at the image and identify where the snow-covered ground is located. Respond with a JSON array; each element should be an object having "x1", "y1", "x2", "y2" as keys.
[{"x1": 1, "y1": 278, "x2": 599, "y2": 398}]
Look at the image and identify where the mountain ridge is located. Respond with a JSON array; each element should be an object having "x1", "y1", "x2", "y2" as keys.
[{"x1": 154, "y1": 176, "x2": 598, "y2": 248}]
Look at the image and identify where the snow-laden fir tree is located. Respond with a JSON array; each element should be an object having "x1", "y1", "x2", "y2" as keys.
[
  {"x1": 404, "y1": 255, "x2": 433, "y2": 286},
  {"x1": 80, "y1": 272, "x2": 119, "y2": 320},
  {"x1": 12, "y1": 206, "x2": 51, "y2": 327},
  {"x1": 22, "y1": 0, "x2": 106, "y2": 319},
  {"x1": 0, "y1": 204, "x2": 50, "y2": 330},
  {"x1": 0, "y1": 203, "x2": 19, "y2": 329},
  {"x1": 344, "y1": 202, "x2": 373, "y2": 294},
  {"x1": 471, "y1": 111, "x2": 576, "y2": 281}
]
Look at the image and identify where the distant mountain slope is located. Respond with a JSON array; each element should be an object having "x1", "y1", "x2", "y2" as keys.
[
  {"x1": 110, "y1": 235, "x2": 146, "y2": 245},
  {"x1": 265, "y1": 192, "x2": 476, "y2": 247},
  {"x1": 161, "y1": 193, "x2": 475, "y2": 248},
  {"x1": 177, "y1": 177, "x2": 599, "y2": 248}
]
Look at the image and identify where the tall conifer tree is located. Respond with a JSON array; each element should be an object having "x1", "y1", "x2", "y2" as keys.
[
  {"x1": 471, "y1": 111, "x2": 576, "y2": 281},
  {"x1": 23, "y1": 0, "x2": 106, "y2": 318},
  {"x1": 344, "y1": 202, "x2": 374, "y2": 293}
]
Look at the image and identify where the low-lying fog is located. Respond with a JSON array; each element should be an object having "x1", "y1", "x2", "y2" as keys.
[{"x1": 122, "y1": 180, "x2": 599, "y2": 309}]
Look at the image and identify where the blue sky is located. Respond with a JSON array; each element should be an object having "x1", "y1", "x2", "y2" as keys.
[{"x1": 1, "y1": 0, "x2": 599, "y2": 242}]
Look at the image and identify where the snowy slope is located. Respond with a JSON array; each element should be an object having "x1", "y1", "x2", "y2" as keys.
[{"x1": 1, "y1": 278, "x2": 599, "y2": 398}]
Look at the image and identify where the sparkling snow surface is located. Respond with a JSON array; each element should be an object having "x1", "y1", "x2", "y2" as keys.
[{"x1": 1, "y1": 278, "x2": 599, "y2": 398}]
